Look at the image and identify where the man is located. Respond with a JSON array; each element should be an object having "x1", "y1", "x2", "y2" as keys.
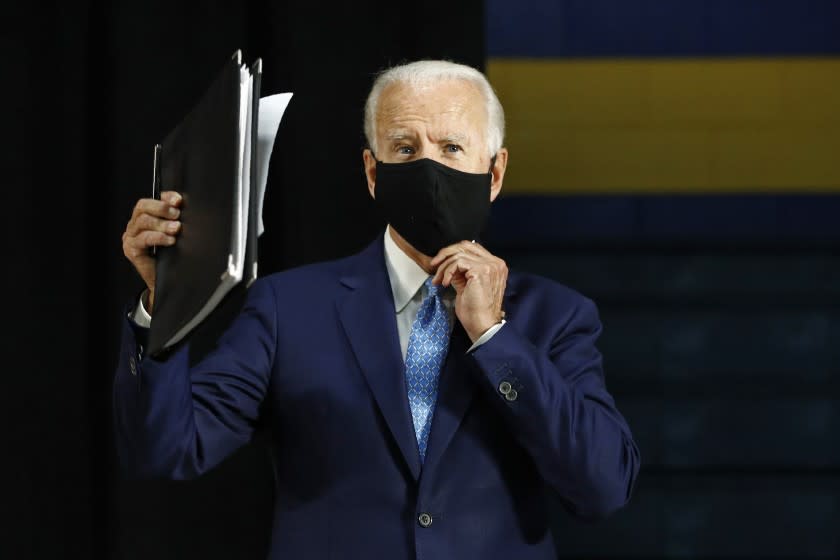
[{"x1": 115, "y1": 60, "x2": 639, "y2": 559}]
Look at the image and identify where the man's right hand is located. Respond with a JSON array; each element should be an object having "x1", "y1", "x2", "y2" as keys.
[{"x1": 122, "y1": 190, "x2": 183, "y2": 313}]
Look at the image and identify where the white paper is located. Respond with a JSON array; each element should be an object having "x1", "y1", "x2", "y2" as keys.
[
  {"x1": 256, "y1": 93, "x2": 293, "y2": 236},
  {"x1": 228, "y1": 65, "x2": 253, "y2": 281}
]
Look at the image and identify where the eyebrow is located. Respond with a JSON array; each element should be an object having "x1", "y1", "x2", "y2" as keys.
[
  {"x1": 440, "y1": 133, "x2": 468, "y2": 144},
  {"x1": 386, "y1": 131, "x2": 417, "y2": 142},
  {"x1": 384, "y1": 131, "x2": 469, "y2": 144}
]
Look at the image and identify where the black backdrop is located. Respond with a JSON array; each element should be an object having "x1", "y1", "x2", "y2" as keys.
[{"x1": 5, "y1": 1, "x2": 483, "y2": 558}]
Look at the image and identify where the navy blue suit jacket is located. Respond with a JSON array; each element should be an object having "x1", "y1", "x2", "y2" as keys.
[{"x1": 113, "y1": 234, "x2": 639, "y2": 559}]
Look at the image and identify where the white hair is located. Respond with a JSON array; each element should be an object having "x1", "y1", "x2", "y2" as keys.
[{"x1": 363, "y1": 60, "x2": 505, "y2": 159}]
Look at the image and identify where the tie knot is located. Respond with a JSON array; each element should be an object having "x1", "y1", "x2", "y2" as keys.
[{"x1": 424, "y1": 277, "x2": 439, "y2": 298}]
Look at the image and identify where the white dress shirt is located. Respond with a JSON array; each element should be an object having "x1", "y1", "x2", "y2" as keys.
[{"x1": 131, "y1": 226, "x2": 504, "y2": 356}]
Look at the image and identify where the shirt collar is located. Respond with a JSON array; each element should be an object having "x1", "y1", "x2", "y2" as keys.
[{"x1": 383, "y1": 225, "x2": 430, "y2": 313}]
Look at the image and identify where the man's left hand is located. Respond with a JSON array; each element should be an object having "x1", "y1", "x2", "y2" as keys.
[{"x1": 431, "y1": 241, "x2": 508, "y2": 343}]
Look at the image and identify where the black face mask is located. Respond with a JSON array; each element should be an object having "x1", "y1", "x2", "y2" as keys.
[{"x1": 373, "y1": 157, "x2": 493, "y2": 256}]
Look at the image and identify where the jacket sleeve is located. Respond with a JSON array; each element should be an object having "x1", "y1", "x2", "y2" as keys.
[
  {"x1": 112, "y1": 279, "x2": 277, "y2": 480},
  {"x1": 468, "y1": 295, "x2": 640, "y2": 520}
]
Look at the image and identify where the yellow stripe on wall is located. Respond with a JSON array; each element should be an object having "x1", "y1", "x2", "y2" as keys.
[{"x1": 487, "y1": 58, "x2": 840, "y2": 193}]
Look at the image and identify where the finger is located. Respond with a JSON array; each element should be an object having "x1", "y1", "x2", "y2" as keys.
[
  {"x1": 429, "y1": 241, "x2": 478, "y2": 266},
  {"x1": 127, "y1": 213, "x2": 181, "y2": 237},
  {"x1": 458, "y1": 240, "x2": 492, "y2": 258},
  {"x1": 432, "y1": 255, "x2": 461, "y2": 287},
  {"x1": 131, "y1": 197, "x2": 180, "y2": 221},
  {"x1": 433, "y1": 249, "x2": 493, "y2": 286},
  {"x1": 146, "y1": 230, "x2": 177, "y2": 247},
  {"x1": 430, "y1": 245, "x2": 460, "y2": 267},
  {"x1": 126, "y1": 230, "x2": 176, "y2": 254},
  {"x1": 460, "y1": 260, "x2": 495, "y2": 285},
  {"x1": 440, "y1": 254, "x2": 483, "y2": 287},
  {"x1": 459, "y1": 244, "x2": 507, "y2": 284},
  {"x1": 160, "y1": 190, "x2": 182, "y2": 207},
  {"x1": 431, "y1": 242, "x2": 493, "y2": 272},
  {"x1": 449, "y1": 262, "x2": 478, "y2": 288},
  {"x1": 432, "y1": 251, "x2": 471, "y2": 285},
  {"x1": 432, "y1": 244, "x2": 500, "y2": 282},
  {"x1": 441, "y1": 260, "x2": 469, "y2": 288}
]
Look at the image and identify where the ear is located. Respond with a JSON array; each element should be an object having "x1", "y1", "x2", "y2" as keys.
[
  {"x1": 363, "y1": 149, "x2": 377, "y2": 199},
  {"x1": 489, "y1": 148, "x2": 508, "y2": 202}
]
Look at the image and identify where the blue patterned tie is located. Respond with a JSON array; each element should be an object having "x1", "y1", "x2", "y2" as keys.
[{"x1": 405, "y1": 278, "x2": 450, "y2": 464}]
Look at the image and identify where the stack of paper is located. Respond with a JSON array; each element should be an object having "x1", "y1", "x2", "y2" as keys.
[{"x1": 148, "y1": 49, "x2": 292, "y2": 357}]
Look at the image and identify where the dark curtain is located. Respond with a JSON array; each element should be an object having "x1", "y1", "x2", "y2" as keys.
[{"x1": 5, "y1": 1, "x2": 484, "y2": 558}]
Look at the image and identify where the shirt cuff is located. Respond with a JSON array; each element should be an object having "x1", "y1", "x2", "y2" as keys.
[
  {"x1": 466, "y1": 320, "x2": 506, "y2": 353},
  {"x1": 129, "y1": 290, "x2": 153, "y2": 328}
]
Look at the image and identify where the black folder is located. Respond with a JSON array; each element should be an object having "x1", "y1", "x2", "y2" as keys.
[{"x1": 147, "y1": 50, "x2": 270, "y2": 358}]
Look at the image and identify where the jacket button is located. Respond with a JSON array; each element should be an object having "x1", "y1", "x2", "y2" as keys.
[
  {"x1": 498, "y1": 381, "x2": 512, "y2": 395},
  {"x1": 505, "y1": 389, "x2": 518, "y2": 402},
  {"x1": 129, "y1": 356, "x2": 137, "y2": 376},
  {"x1": 418, "y1": 512, "x2": 433, "y2": 528}
]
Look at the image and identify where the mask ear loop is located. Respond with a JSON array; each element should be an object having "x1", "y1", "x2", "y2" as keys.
[
  {"x1": 476, "y1": 153, "x2": 499, "y2": 244},
  {"x1": 482, "y1": 157, "x2": 504, "y2": 321},
  {"x1": 489, "y1": 153, "x2": 498, "y2": 183}
]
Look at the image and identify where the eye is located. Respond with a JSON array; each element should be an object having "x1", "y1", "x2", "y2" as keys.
[
  {"x1": 397, "y1": 145, "x2": 415, "y2": 155},
  {"x1": 445, "y1": 144, "x2": 463, "y2": 153}
]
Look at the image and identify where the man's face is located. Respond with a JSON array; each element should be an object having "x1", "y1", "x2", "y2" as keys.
[
  {"x1": 372, "y1": 79, "x2": 491, "y2": 172},
  {"x1": 363, "y1": 78, "x2": 508, "y2": 203}
]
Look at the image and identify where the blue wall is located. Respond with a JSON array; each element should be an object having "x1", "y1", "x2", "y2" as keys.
[{"x1": 486, "y1": 2, "x2": 840, "y2": 557}]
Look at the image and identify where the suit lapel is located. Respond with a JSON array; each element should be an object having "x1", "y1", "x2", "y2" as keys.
[
  {"x1": 420, "y1": 321, "x2": 476, "y2": 476},
  {"x1": 421, "y1": 280, "x2": 520, "y2": 477},
  {"x1": 336, "y1": 237, "x2": 422, "y2": 480}
]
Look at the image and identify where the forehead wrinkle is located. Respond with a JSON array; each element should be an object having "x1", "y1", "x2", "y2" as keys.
[
  {"x1": 376, "y1": 81, "x2": 487, "y2": 151},
  {"x1": 383, "y1": 112, "x2": 473, "y2": 141},
  {"x1": 378, "y1": 87, "x2": 475, "y2": 124}
]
